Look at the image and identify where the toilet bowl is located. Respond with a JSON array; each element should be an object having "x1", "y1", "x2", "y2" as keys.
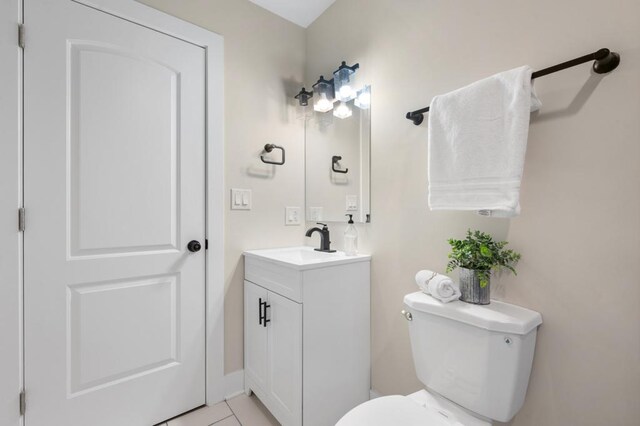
[
  {"x1": 337, "y1": 291, "x2": 542, "y2": 425},
  {"x1": 336, "y1": 390, "x2": 490, "y2": 426}
]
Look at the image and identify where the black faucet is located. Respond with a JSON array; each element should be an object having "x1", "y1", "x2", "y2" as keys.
[{"x1": 305, "y1": 223, "x2": 336, "y2": 253}]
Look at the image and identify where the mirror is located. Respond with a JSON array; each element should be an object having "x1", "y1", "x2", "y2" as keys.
[{"x1": 305, "y1": 92, "x2": 371, "y2": 223}]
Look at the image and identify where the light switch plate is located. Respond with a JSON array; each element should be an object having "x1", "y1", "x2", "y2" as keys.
[
  {"x1": 346, "y1": 195, "x2": 358, "y2": 211},
  {"x1": 231, "y1": 188, "x2": 252, "y2": 210},
  {"x1": 308, "y1": 207, "x2": 323, "y2": 222},
  {"x1": 285, "y1": 207, "x2": 301, "y2": 226}
]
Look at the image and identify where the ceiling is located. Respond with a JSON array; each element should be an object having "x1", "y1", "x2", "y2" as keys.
[{"x1": 248, "y1": 0, "x2": 337, "y2": 28}]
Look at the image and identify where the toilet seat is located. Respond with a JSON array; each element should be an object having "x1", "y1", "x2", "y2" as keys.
[{"x1": 335, "y1": 395, "x2": 463, "y2": 426}]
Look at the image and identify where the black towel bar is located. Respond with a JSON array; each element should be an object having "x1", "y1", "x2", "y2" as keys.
[{"x1": 405, "y1": 47, "x2": 620, "y2": 126}]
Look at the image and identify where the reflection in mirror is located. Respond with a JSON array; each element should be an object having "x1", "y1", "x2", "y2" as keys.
[{"x1": 305, "y1": 90, "x2": 371, "y2": 223}]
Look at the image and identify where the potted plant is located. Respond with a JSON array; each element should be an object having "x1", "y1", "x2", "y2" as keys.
[{"x1": 446, "y1": 229, "x2": 521, "y2": 305}]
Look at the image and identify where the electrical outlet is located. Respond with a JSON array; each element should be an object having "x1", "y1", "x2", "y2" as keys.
[
  {"x1": 231, "y1": 188, "x2": 252, "y2": 210},
  {"x1": 285, "y1": 207, "x2": 301, "y2": 226},
  {"x1": 346, "y1": 195, "x2": 358, "y2": 211},
  {"x1": 308, "y1": 207, "x2": 323, "y2": 222}
]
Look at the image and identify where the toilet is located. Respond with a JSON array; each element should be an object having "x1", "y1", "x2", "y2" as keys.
[{"x1": 337, "y1": 292, "x2": 543, "y2": 425}]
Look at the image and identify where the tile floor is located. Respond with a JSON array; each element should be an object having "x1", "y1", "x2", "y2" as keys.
[{"x1": 158, "y1": 393, "x2": 280, "y2": 426}]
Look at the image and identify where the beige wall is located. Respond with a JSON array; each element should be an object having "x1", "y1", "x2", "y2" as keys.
[
  {"x1": 306, "y1": 0, "x2": 640, "y2": 425},
  {"x1": 139, "y1": 0, "x2": 306, "y2": 374}
]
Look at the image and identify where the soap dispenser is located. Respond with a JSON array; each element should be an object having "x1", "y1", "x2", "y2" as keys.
[{"x1": 344, "y1": 214, "x2": 358, "y2": 256}]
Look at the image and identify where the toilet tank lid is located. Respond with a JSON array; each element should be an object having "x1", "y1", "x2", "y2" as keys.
[{"x1": 404, "y1": 292, "x2": 542, "y2": 335}]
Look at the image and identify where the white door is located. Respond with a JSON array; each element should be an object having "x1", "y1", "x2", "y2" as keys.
[
  {"x1": 24, "y1": 0, "x2": 206, "y2": 425},
  {"x1": 268, "y1": 292, "x2": 302, "y2": 426},
  {"x1": 244, "y1": 281, "x2": 269, "y2": 392}
]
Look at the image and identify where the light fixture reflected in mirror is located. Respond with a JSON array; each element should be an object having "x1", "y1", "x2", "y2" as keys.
[
  {"x1": 355, "y1": 85, "x2": 371, "y2": 110},
  {"x1": 333, "y1": 61, "x2": 360, "y2": 102},
  {"x1": 333, "y1": 101, "x2": 352, "y2": 119},
  {"x1": 312, "y1": 76, "x2": 335, "y2": 112}
]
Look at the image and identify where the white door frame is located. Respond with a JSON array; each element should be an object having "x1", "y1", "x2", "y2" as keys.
[
  {"x1": 0, "y1": 1, "x2": 24, "y2": 425},
  {"x1": 7, "y1": 0, "x2": 226, "y2": 416}
]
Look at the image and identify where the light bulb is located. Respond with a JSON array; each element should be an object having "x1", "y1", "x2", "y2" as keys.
[
  {"x1": 314, "y1": 93, "x2": 334, "y2": 113},
  {"x1": 333, "y1": 61, "x2": 359, "y2": 102},
  {"x1": 355, "y1": 85, "x2": 371, "y2": 109},
  {"x1": 338, "y1": 84, "x2": 355, "y2": 101},
  {"x1": 333, "y1": 101, "x2": 352, "y2": 119}
]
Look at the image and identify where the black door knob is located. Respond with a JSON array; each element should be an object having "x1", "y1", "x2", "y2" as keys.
[{"x1": 187, "y1": 240, "x2": 202, "y2": 252}]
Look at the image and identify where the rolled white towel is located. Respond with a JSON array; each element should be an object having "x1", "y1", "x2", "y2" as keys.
[
  {"x1": 428, "y1": 275, "x2": 461, "y2": 303},
  {"x1": 415, "y1": 270, "x2": 436, "y2": 294},
  {"x1": 414, "y1": 270, "x2": 461, "y2": 303}
]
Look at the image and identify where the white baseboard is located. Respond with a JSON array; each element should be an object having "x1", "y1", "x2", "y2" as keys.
[
  {"x1": 225, "y1": 371, "x2": 378, "y2": 402},
  {"x1": 223, "y1": 370, "x2": 245, "y2": 400}
]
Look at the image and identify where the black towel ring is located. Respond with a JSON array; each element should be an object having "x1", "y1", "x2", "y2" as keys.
[{"x1": 261, "y1": 144, "x2": 285, "y2": 165}]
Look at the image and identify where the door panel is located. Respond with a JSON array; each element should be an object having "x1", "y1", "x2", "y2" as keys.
[
  {"x1": 268, "y1": 291, "x2": 302, "y2": 425},
  {"x1": 68, "y1": 41, "x2": 180, "y2": 256},
  {"x1": 244, "y1": 281, "x2": 269, "y2": 391},
  {"x1": 68, "y1": 274, "x2": 179, "y2": 395},
  {"x1": 24, "y1": 0, "x2": 206, "y2": 424}
]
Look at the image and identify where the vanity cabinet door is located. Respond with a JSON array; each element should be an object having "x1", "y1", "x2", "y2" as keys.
[
  {"x1": 244, "y1": 281, "x2": 269, "y2": 392},
  {"x1": 267, "y1": 291, "x2": 302, "y2": 426}
]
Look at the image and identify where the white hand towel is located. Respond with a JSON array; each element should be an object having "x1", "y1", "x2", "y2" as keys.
[
  {"x1": 427, "y1": 66, "x2": 541, "y2": 217},
  {"x1": 414, "y1": 270, "x2": 461, "y2": 303}
]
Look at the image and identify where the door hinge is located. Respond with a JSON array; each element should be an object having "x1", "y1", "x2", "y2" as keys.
[
  {"x1": 19, "y1": 389, "x2": 26, "y2": 416},
  {"x1": 205, "y1": 239, "x2": 208, "y2": 250},
  {"x1": 18, "y1": 24, "x2": 25, "y2": 49},
  {"x1": 18, "y1": 208, "x2": 25, "y2": 232}
]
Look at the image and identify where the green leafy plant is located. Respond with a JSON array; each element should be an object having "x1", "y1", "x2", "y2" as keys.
[{"x1": 446, "y1": 229, "x2": 521, "y2": 288}]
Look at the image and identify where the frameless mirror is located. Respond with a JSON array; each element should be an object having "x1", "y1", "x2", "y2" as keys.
[{"x1": 304, "y1": 91, "x2": 371, "y2": 223}]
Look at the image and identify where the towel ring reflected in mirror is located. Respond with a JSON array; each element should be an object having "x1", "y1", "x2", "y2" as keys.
[{"x1": 331, "y1": 155, "x2": 348, "y2": 174}]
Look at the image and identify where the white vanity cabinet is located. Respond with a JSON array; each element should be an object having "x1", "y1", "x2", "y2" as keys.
[
  {"x1": 243, "y1": 247, "x2": 371, "y2": 426},
  {"x1": 244, "y1": 280, "x2": 303, "y2": 424}
]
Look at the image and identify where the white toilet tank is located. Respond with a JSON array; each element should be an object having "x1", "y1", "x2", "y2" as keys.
[{"x1": 403, "y1": 292, "x2": 542, "y2": 423}]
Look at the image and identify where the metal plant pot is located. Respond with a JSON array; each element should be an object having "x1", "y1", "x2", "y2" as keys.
[{"x1": 459, "y1": 268, "x2": 490, "y2": 305}]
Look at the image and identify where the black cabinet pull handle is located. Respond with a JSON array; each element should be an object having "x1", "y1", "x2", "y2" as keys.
[
  {"x1": 258, "y1": 298, "x2": 271, "y2": 327},
  {"x1": 263, "y1": 302, "x2": 271, "y2": 327},
  {"x1": 259, "y1": 298, "x2": 265, "y2": 326}
]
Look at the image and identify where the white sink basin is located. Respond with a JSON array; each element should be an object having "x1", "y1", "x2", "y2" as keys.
[{"x1": 244, "y1": 246, "x2": 370, "y2": 270}]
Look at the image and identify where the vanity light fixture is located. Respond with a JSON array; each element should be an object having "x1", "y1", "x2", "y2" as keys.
[
  {"x1": 355, "y1": 85, "x2": 371, "y2": 109},
  {"x1": 333, "y1": 61, "x2": 360, "y2": 102},
  {"x1": 333, "y1": 101, "x2": 353, "y2": 119},
  {"x1": 294, "y1": 87, "x2": 313, "y2": 106},
  {"x1": 312, "y1": 76, "x2": 335, "y2": 112},
  {"x1": 301, "y1": 61, "x2": 366, "y2": 116}
]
